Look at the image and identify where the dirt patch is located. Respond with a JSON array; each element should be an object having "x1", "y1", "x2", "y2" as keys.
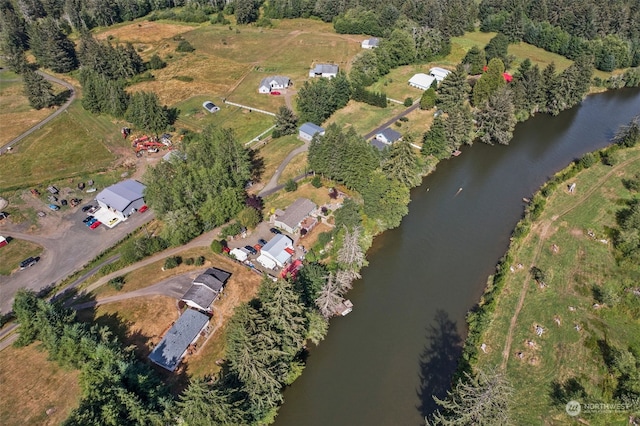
[
  {"x1": 0, "y1": 344, "x2": 80, "y2": 426},
  {"x1": 570, "y1": 228, "x2": 583, "y2": 237},
  {"x1": 298, "y1": 221, "x2": 333, "y2": 249},
  {"x1": 96, "y1": 21, "x2": 194, "y2": 44}
]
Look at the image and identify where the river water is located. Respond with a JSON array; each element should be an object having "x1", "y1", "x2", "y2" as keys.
[{"x1": 275, "y1": 88, "x2": 640, "y2": 426}]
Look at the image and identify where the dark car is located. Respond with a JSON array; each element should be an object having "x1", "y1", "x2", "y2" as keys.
[
  {"x1": 81, "y1": 204, "x2": 93, "y2": 212},
  {"x1": 20, "y1": 256, "x2": 39, "y2": 270},
  {"x1": 270, "y1": 227, "x2": 282, "y2": 235},
  {"x1": 244, "y1": 245, "x2": 258, "y2": 255},
  {"x1": 83, "y1": 215, "x2": 94, "y2": 224},
  {"x1": 258, "y1": 238, "x2": 268, "y2": 246}
]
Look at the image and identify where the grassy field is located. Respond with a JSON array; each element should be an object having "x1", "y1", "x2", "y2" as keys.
[
  {"x1": 0, "y1": 239, "x2": 43, "y2": 275},
  {"x1": 277, "y1": 152, "x2": 308, "y2": 185},
  {"x1": 326, "y1": 100, "x2": 404, "y2": 136},
  {"x1": 475, "y1": 146, "x2": 640, "y2": 424},
  {"x1": 253, "y1": 134, "x2": 305, "y2": 186},
  {"x1": 0, "y1": 344, "x2": 80, "y2": 426},
  {"x1": 263, "y1": 181, "x2": 333, "y2": 213},
  {"x1": 0, "y1": 78, "x2": 54, "y2": 146}
]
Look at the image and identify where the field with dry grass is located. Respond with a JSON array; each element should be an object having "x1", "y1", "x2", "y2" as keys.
[
  {"x1": 0, "y1": 344, "x2": 80, "y2": 426},
  {"x1": 0, "y1": 239, "x2": 43, "y2": 275},
  {"x1": 0, "y1": 79, "x2": 55, "y2": 146},
  {"x1": 277, "y1": 151, "x2": 308, "y2": 184},
  {"x1": 264, "y1": 181, "x2": 333, "y2": 213}
]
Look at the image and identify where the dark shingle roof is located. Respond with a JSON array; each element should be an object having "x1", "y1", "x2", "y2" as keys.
[{"x1": 182, "y1": 285, "x2": 217, "y2": 310}]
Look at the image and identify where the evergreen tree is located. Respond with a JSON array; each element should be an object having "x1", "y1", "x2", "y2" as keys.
[
  {"x1": 462, "y1": 45, "x2": 486, "y2": 75},
  {"x1": 296, "y1": 262, "x2": 329, "y2": 307},
  {"x1": 484, "y1": 32, "x2": 509, "y2": 64},
  {"x1": 296, "y1": 78, "x2": 335, "y2": 124},
  {"x1": 382, "y1": 140, "x2": 422, "y2": 187},
  {"x1": 177, "y1": 379, "x2": 242, "y2": 426},
  {"x1": 436, "y1": 64, "x2": 470, "y2": 112},
  {"x1": 511, "y1": 58, "x2": 543, "y2": 120},
  {"x1": 125, "y1": 91, "x2": 169, "y2": 135},
  {"x1": 28, "y1": 17, "x2": 77, "y2": 73},
  {"x1": 420, "y1": 88, "x2": 437, "y2": 110},
  {"x1": 427, "y1": 367, "x2": 513, "y2": 425},
  {"x1": 0, "y1": 0, "x2": 30, "y2": 72},
  {"x1": 475, "y1": 87, "x2": 516, "y2": 145},
  {"x1": 334, "y1": 197, "x2": 362, "y2": 230},
  {"x1": 472, "y1": 57, "x2": 506, "y2": 106},
  {"x1": 361, "y1": 170, "x2": 410, "y2": 229},
  {"x1": 444, "y1": 103, "x2": 474, "y2": 147},
  {"x1": 273, "y1": 106, "x2": 298, "y2": 138},
  {"x1": 23, "y1": 67, "x2": 55, "y2": 109},
  {"x1": 330, "y1": 71, "x2": 351, "y2": 109},
  {"x1": 541, "y1": 62, "x2": 561, "y2": 115},
  {"x1": 422, "y1": 115, "x2": 450, "y2": 159}
]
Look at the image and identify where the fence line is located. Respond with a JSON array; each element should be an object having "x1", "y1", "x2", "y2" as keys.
[{"x1": 223, "y1": 100, "x2": 276, "y2": 116}]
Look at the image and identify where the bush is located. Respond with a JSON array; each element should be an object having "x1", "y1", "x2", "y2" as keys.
[
  {"x1": 317, "y1": 231, "x2": 332, "y2": 247},
  {"x1": 172, "y1": 75, "x2": 194, "y2": 82},
  {"x1": 176, "y1": 40, "x2": 195, "y2": 53},
  {"x1": 164, "y1": 256, "x2": 182, "y2": 269},
  {"x1": 238, "y1": 207, "x2": 261, "y2": 229},
  {"x1": 194, "y1": 256, "x2": 205, "y2": 266},
  {"x1": 108, "y1": 276, "x2": 125, "y2": 291},
  {"x1": 578, "y1": 152, "x2": 598, "y2": 169},
  {"x1": 221, "y1": 222, "x2": 243, "y2": 238},
  {"x1": 148, "y1": 54, "x2": 166, "y2": 70},
  {"x1": 403, "y1": 97, "x2": 413, "y2": 107},
  {"x1": 210, "y1": 239, "x2": 224, "y2": 253},
  {"x1": 185, "y1": 257, "x2": 194, "y2": 266},
  {"x1": 311, "y1": 175, "x2": 322, "y2": 188},
  {"x1": 285, "y1": 179, "x2": 298, "y2": 192}
]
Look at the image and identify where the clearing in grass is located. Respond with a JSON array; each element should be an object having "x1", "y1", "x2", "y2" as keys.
[{"x1": 475, "y1": 145, "x2": 640, "y2": 424}]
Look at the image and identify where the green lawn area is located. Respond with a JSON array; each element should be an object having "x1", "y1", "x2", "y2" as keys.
[
  {"x1": 0, "y1": 101, "x2": 124, "y2": 191},
  {"x1": 475, "y1": 145, "x2": 640, "y2": 425},
  {"x1": 253, "y1": 134, "x2": 304, "y2": 186},
  {"x1": 263, "y1": 181, "x2": 333, "y2": 213},
  {"x1": 325, "y1": 100, "x2": 404, "y2": 137},
  {"x1": 174, "y1": 95, "x2": 275, "y2": 143},
  {"x1": 0, "y1": 239, "x2": 43, "y2": 275}
]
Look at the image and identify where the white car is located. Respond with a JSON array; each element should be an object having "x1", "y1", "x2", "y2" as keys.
[{"x1": 203, "y1": 101, "x2": 220, "y2": 113}]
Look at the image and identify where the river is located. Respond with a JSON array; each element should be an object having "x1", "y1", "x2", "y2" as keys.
[{"x1": 275, "y1": 88, "x2": 640, "y2": 426}]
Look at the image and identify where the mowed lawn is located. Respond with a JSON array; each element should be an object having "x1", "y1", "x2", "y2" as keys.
[
  {"x1": 476, "y1": 146, "x2": 640, "y2": 424},
  {"x1": 0, "y1": 101, "x2": 123, "y2": 191}
]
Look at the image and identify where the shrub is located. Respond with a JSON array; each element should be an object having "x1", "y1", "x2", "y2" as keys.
[
  {"x1": 311, "y1": 175, "x2": 322, "y2": 188},
  {"x1": 285, "y1": 179, "x2": 298, "y2": 192},
  {"x1": 172, "y1": 75, "x2": 194, "y2": 82},
  {"x1": 317, "y1": 232, "x2": 332, "y2": 247},
  {"x1": 164, "y1": 256, "x2": 182, "y2": 269},
  {"x1": 221, "y1": 222, "x2": 243, "y2": 238},
  {"x1": 238, "y1": 207, "x2": 261, "y2": 229},
  {"x1": 194, "y1": 256, "x2": 205, "y2": 266},
  {"x1": 148, "y1": 54, "x2": 166, "y2": 70},
  {"x1": 578, "y1": 152, "x2": 598, "y2": 169},
  {"x1": 210, "y1": 239, "x2": 224, "y2": 253},
  {"x1": 403, "y1": 97, "x2": 413, "y2": 107},
  {"x1": 176, "y1": 40, "x2": 195, "y2": 53},
  {"x1": 185, "y1": 257, "x2": 194, "y2": 266},
  {"x1": 108, "y1": 276, "x2": 125, "y2": 291}
]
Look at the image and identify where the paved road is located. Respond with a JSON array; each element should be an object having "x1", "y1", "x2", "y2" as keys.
[
  {"x1": 0, "y1": 70, "x2": 76, "y2": 154},
  {"x1": 258, "y1": 141, "x2": 310, "y2": 196},
  {"x1": 363, "y1": 102, "x2": 420, "y2": 140},
  {"x1": 0, "y1": 209, "x2": 154, "y2": 314}
]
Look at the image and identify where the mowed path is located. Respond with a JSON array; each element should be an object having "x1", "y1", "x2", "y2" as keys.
[{"x1": 500, "y1": 154, "x2": 640, "y2": 369}]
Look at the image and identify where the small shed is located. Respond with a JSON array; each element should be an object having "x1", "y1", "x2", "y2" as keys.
[
  {"x1": 96, "y1": 179, "x2": 146, "y2": 221},
  {"x1": 230, "y1": 248, "x2": 248, "y2": 262},
  {"x1": 148, "y1": 309, "x2": 209, "y2": 372},
  {"x1": 274, "y1": 198, "x2": 317, "y2": 234},
  {"x1": 299, "y1": 123, "x2": 325, "y2": 142},
  {"x1": 429, "y1": 67, "x2": 451, "y2": 82},
  {"x1": 375, "y1": 128, "x2": 402, "y2": 145},
  {"x1": 309, "y1": 63, "x2": 339, "y2": 78},
  {"x1": 408, "y1": 73, "x2": 436, "y2": 90},
  {"x1": 361, "y1": 38, "x2": 379, "y2": 49}
]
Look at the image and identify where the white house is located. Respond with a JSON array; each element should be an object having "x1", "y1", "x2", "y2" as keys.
[
  {"x1": 96, "y1": 179, "x2": 146, "y2": 221},
  {"x1": 148, "y1": 309, "x2": 209, "y2": 372},
  {"x1": 408, "y1": 73, "x2": 436, "y2": 90},
  {"x1": 274, "y1": 197, "x2": 317, "y2": 234},
  {"x1": 299, "y1": 122, "x2": 325, "y2": 142},
  {"x1": 258, "y1": 76, "x2": 291, "y2": 93},
  {"x1": 429, "y1": 67, "x2": 451, "y2": 82},
  {"x1": 361, "y1": 37, "x2": 379, "y2": 49},
  {"x1": 375, "y1": 128, "x2": 402, "y2": 145},
  {"x1": 257, "y1": 234, "x2": 294, "y2": 269},
  {"x1": 309, "y1": 63, "x2": 339, "y2": 78}
]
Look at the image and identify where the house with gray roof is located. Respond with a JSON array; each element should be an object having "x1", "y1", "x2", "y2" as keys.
[
  {"x1": 258, "y1": 76, "x2": 291, "y2": 93},
  {"x1": 274, "y1": 197, "x2": 316, "y2": 234},
  {"x1": 148, "y1": 309, "x2": 209, "y2": 372},
  {"x1": 257, "y1": 234, "x2": 294, "y2": 269},
  {"x1": 181, "y1": 267, "x2": 231, "y2": 312},
  {"x1": 361, "y1": 37, "x2": 379, "y2": 49},
  {"x1": 299, "y1": 122, "x2": 325, "y2": 141},
  {"x1": 375, "y1": 128, "x2": 402, "y2": 145},
  {"x1": 309, "y1": 63, "x2": 339, "y2": 78},
  {"x1": 96, "y1": 179, "x2": 146, "y2": 221}
]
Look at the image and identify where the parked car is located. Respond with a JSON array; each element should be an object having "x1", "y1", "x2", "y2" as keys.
[
  {"x1": 244, "y1": 245, "x2": 258, "y2": 255},
  {"x1": 270, "y1": 227, "x2": 282, "y2": 235},
  {"x1": 85, "y1": 217, "x2": 97, "y2": 226},
  {"x1": 203, "y1": 101, "x2": 220, "y2": 113},
  {"x1": 270, "y1": 91, "x2": 281, "y2": 95},
  {"x1": 81, "y1": 204, "x2": 93, "y2": 212},
  {"x1": 20, "y1": 256, "x2": 39, "y2": 269},
  {"x1": 0, "y1": 211, "x2": 8, "y2": 221},
  {"x1": 258, "y1": 238, "x2": 268, "y2": 246},
  {"x1": 222, "y1": 246, "x2": 231, "y2": 254},
  {"x1": 90, "y1": 220, "x2": 102, "y2": 229},
  {"x1": 138, "y1": 205, "x2": 148, "y2": 213},
  {"x1": 48, "y1": 204, "x2": 60, "y2": 211}
]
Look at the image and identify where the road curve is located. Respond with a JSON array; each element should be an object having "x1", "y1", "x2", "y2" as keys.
[{"x1": 0, "y1": 70, "x2": 76, "y2": 154}]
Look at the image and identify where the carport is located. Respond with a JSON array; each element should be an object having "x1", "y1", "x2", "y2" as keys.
[{"x1": 92, "y1": 207, "x2": 122, "y2": 229}]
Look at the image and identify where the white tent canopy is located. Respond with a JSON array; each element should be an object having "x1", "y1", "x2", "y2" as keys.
[
  {"x1": 230, "y1": 248, "x2": 248, "y2": 262},
  {"x1": 257, "y1": 254, "x2": 277, "y2": 270}
]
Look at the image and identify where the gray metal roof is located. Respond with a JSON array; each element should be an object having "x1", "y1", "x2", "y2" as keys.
[
  {"x1": 378, "y1": 128, "x2": 402, "y2": 143},
  {"x1": 192, "y1": 267, "x2": 231, "y2": 292},
  {"x1": 259, "y1": 75, "x2": 290, "y2": 88},
  {"x1": 261, "y1": 234, "x2": 294, "y2": 265},
  {"x1": 96, "y1": 180, "x2": 146, "y2": 212},
  {"x1": 311, "y1": 64, "x2": 339, "y2": 74},
  {"x1": 182, "y1": 285, "x2": 217, "y2": 310},
  {"x1": 278, "y1": 198, "x2": 316, "y2": 230},
  {"x1": 203, "y1": 267, "x2": 231, "y2": 284},
  {"x1": 364, "y1": 38, "x2": 379, "y2": 47},
  {"x1": 299, "y1": 122, "x2": 324, "y2": 136},
  {"x1": 148, "y1": 309, "x2": 209, "y2": 371}
]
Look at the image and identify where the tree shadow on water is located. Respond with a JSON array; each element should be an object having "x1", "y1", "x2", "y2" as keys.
[{"x1": 417, "y1": 309, "x2": 463, "y2": 421}]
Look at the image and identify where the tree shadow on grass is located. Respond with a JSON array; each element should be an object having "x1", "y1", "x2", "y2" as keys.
[
  {"x1": 53, "y1": 89, "x2": 72, "y2": 106},
  {"x1": 249, "y1": 149, "x2": 265, "y2": 183},
  {"x1": 417, "y1": 310, "x2": 463, "y2": 421}
]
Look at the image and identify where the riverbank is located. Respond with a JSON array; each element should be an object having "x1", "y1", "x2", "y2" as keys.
[{"x1": 463, "y1": 134, "x2": 640, "y2": 423}]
